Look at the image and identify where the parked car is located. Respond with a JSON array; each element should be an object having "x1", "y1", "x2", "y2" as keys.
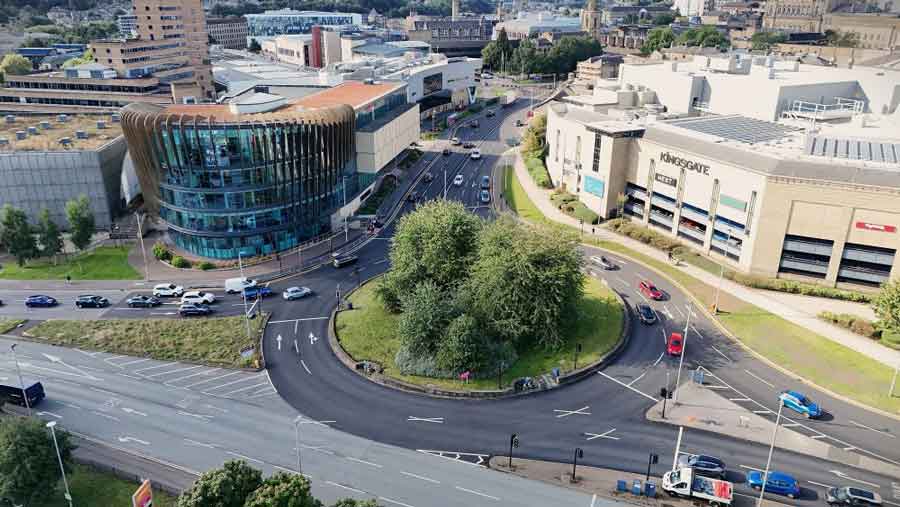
[
  {"x1": 283, "y1": 286, "x2": 313, "y2": 300},
  {"x1": 486, "y1": 110, "x2": 495, "y2": 117},
  {"x1": 25, "y1": 295, "x2": 57, "y2": 308},
  {"x1": 590, "y1": 255, "x2": 615, "y2": 270},
  {"x1": 480, "y1": 175, "x2": 491, "y2": 189},
  {"x1": 442, "y1": 148, "x2": 451, "y2": 156},
  {"x1": 676, "y1": 454, "x2": 727, "y2": 480},
  {"x1": 127, "y1": 295, "x2": 160, "y2": 308},
  {"x1": 667, "y1": 332, "x2": 684, "y2": 356},
  {"x1": 747, "y1": 470, "x2": 800, "y2": 499},
  {"x1": 333, "y1": 255, "x2": 359, "y2": 268},
  {"x1": 470, "y1": 149, "x2": 481, "y2": 160},
  {"x1": 179, "y1": 303, "x2": 212, "y2": 317},
  {"x1": 827, "y1": 487, "x2": 882, "y2": 507},
  {"x1": 636, "y1": 304, "x2": 656, "y2": 325},
  {"x1": 450, "y1": 137, "x2": 461, "y2": 146},
  {"x1": 463, "y1": 141, "x2": 476, "y2": 149},
  {"x1": 181, "y1": 291, "x2": 216, "y2": 305},
  {"x1": 779, "y1": 390, "x2": 823, "y2": 419},
  {"x1": 243, "y1": 286, "x2": 273, "y2": 299},
  {"x1": 639, "y1": 280, "x2": 664, "y2": 300},
  {"x1": 480, "y1": 190, "x2": 491, "y2": 203},
  {"x1": 153, "y1": 283, "x2": 185, "y2": 298},
  {"x1": 75, "y1": 295, "x2": 109, "y2": 308},
  {"x1": 453, "y1": 174, "x2": 464, "y2": 186},
  {"x1": 225, "y1": 277, "x2": 257, "y2": 294},
  {"x1": 481, "y1": 72, "x2": 493, "y2": 79},
  {"x1": 470, "y1": 120, "x2": 479, "y2": 128}
]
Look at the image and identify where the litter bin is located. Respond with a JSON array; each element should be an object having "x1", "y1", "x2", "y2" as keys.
[
  {"x1": 631, "y1": 480, "x2": 642, "y2": 496},
  {"x1": 645, "y1": 482, "x2": 656, "y2": 498}
]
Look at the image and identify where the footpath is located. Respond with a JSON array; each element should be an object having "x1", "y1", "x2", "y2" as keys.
[{"x1": 509, "y1": 153, "x2": 900, "y2": 371}]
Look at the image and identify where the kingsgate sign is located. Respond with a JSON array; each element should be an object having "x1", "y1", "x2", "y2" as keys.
[
  {"x1": 856, "y1": 222, "x2": 896, "y2": 233},
  {"x1": 660, "y1": 152, "x2": 710, "y2": 175}
]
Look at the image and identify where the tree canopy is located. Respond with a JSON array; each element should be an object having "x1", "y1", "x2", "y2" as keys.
[
  {"x1": 0, "y1": 204, "x2": 37, "y2": 266},
  {"x1": 0, "y1": 418, "x2": 76, "y2": 506},
  {"x1": 675, "y1": 26, "x2": 728, "y2": 48},
  {"x1": 750, "y1": 31, "x2": 787, "y2": 51},
  {"x1": 0, "y1": 54, "x2": 32, "y2": 78},
  {"x1": 244, "y1": 473, "x2": 322, "y2": 507},
  {"x1": 37, "y1": 208, "x2": 63, "y2": 258},
  {"x1": 653, "y1": 13, "x2": 675, "y2": 25},
  {"x1": 177, "y1": 460, "x2": 263, "y2": 507},
  {"x1": 641, "y1": 27, "x2": 675, "y2": 54},
  {"x1": 825, "y1": 29, "x2": 858, "y2": 48},
  {"x1": 873, "y1": 279, "x2": 900, "y2": 335},
  {"x1": 65, "y1": 195, "x2": 94, "y2": 252},
  {"x1": 62, "y1": 48, "x2": 94, "y2": 68},
  {"x1": 482, "y1": 34, "x2": 602, "y2": 76}
]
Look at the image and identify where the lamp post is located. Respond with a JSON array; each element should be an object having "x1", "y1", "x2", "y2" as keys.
[
  {"x1": 135, "y1": 212, "x2": 149, "y2": 281},
  {"x1": 293, "y1": 416, "x2": 303, "y2": 473},
  {"x1": 757, "y1": 402, "x2": 784, "y2": 507},
  {"x1": 508, "y1": 433, "x2": 519, "y2": 469},
  {"x1": 889, "y1": 363, "x2": 898, "y2": 397},
  {"x1": 713, "y1": 228, "x2": 733, "y2": 314},
  {"x1": 237, "y1": 252, "x2": 252, "y2": 342},
  {"x1": 672, "y1": 304, "x2": 692, "y2": 405},
  {"x1": 10, "y1": 344, "x2": 30, "y2": 415},
  {"x1": 46, "y1": 421, "x2": 73, "y2": 507},
  {"x1": 646, "y1": 453, "x2": 659, "y2": 483},
  {"x1": 571, "y1": 447, "x2": 584, "y2": 483}
]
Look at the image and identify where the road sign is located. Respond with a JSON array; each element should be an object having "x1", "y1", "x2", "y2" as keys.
[{"x1": 132, "y1": 479, "x2": 153, "y2": 507}]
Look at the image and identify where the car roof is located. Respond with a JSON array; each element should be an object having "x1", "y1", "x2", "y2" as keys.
[
  {"x1": 766, "y1": 471, "x2": 796, "y2": 482},
  {"x1": 695, "y1": 455, "x2": 723, "y2": 464},
  {"x1": 670, "y1": 332, "x2": 683, "y2": 339},
  {"x1": 847, "y1": 488, "x2": 877, "y2": 500},
  {"x1": 785, "y1": 390, "x2": 806, "y2": 399}
]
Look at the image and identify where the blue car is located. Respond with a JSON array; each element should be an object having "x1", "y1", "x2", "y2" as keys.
[
  {"x1": 25, "y1": 295, "x2": 58, "y2": 308},
  {"x1": 779, "y1": 390, "x2": 823, "y2": 418},
  {"x1": 747, "y1": 470, "x2": 800, "y2": 499},
  {"x1": 243, "y1": 286, "x2": 273, "y2": 299}
]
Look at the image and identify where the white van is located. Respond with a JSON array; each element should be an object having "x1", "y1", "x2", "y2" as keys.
[{"x1": 225, "y1": 277, "x2": 257, "y2": 294}]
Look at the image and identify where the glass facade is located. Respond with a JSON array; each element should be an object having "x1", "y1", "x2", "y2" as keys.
[{"x1": 122, "y1": 103, "x2": 357, "y2": 259}]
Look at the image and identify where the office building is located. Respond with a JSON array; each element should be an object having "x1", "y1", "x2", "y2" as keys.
[
  {"x1": 492, "y1": 12, "x2": 583, "y2": 40},
  {"x1": 207, "y1": 16, "x2": 249, "y2": 50},
  {"x1": 405, "y1": 15, "x2": 497, "y2": 57},
  {"x1": 601, "y1": 4, "x2": 673, "y2": 24},
  {"x1": 822, "y1": 13, "x2": 900, "y2": 50},
  {"x1": 121, "y1": 80, "x2": 418, "y2": 258},
  {"x1": 544, "y1": 55, "x2": 900, "y2": 289},
  {"x1": 245, "y1": 9, "x2": 362, "y2": 42},
  {"x1": 260, "y1": 26, "x2": 343, "y2": 68},
  {"x1": 118, "y1": 14, "x2": 138, "y2": 38},
  {"x1": 762, "y1": 0, "x2": 848, "y2": 32}
]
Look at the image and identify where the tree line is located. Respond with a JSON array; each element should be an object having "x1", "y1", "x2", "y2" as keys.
[
  {"x1": 0, "y1": 196, "x2": 95, "y2": 266},
  {"x1": 640, "y1": 25, "x2": 728, "y2": 54},
  {"x1": 376, "y1": 201, "x2": 584, "y2": 377},
  {"x1": 482, "y1": 29, "x2": 604, "y2": 76}
]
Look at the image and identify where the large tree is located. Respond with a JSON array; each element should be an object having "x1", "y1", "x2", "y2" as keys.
[
  {"x1": 521, "y1": 112, "x2": 548, "y2": 160},
  {"x1": 436, "y1": 313, "x2": 492, "y2": 372},
  {"x1": 177, "y1": 460, "x2": 263, "y2": 507},
  {"x1": 750, "y1": 31, "x2": 787, "y2": 51},
  {"x1": 375, "y1": 200, "x2": 482, "y2": 311},
  {"x1": 37, "y1": 208, "x2": 63, "y2": 259},
  {"x1": 397, "y1": 280, "x2": 457, "y2": 358},
  {"x1": 873, "y1": 279, "x2": 900, "y2": 335},
  {"x1": 0, "y1": 418, "x2": 76, "y2": 506},
  {"x1": 0, "y1": 204, "x2": 37, "y2": 266},
  {"x1": 65, "y1": 195, "x2": 94, "y2": 252},
  {"x1": 244, "y1": 472, "x2": 322, "y2": 507},
  {"x1": 0, "y1": 54, "x2": 32, "y2": 77}
]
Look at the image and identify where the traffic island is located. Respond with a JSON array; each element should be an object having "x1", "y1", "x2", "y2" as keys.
[{"x1": 647, "y1": 382, "x2": 900, "y2": 479}]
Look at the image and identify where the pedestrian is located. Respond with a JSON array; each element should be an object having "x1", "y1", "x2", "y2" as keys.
[
  {"x1": 591, "y1": 227, "x2": 595, "y2": 235},
  {"x1": 65, "y1": 274, "x2": 70, "y2": 285}
]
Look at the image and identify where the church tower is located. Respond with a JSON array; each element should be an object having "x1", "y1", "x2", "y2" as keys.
[{"x1": 581, "y1": 0, "x2": 602, "y2": 39}]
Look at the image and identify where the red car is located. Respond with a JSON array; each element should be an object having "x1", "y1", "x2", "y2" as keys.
[
  {"x1": 667, "y1": 332, "x2": 684, "y2": 356},
  {"x1": 639, "y1": 280, "x2": 664, "y2": 300}
]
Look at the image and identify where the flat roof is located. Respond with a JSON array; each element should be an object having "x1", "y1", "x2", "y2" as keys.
[
  {"x1": 0, "y1": 114, "x2": 122, "y2": 152},
  {"x1": 291, "y1": 81, "x2": 403, "y2": 109}
]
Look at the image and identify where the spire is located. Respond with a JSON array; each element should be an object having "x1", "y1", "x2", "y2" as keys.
[{"x1": 585, "y1": 0, "x2": 597, "y2": 11}]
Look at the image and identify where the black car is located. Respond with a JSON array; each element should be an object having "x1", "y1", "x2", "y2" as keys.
[
  {"x1": 463, "y1": 141, "x2": 476, "y2": 149},
  {"x1": 127, "y1": 295, "x2": 161, "y2": 308},
  {"x1": 333, "y1": 255, "x2": 359, "y2": 268},
  {"x1": 676, "y1": 454, "x2": 727, "y2": 479},
  {"x1": 442, "y1": 148, "x2": 451, "y2": 156},
  {"x1": 636, "y1": 304, "x2": 656, "y2": 325},
  {"x1": 486, "y1": 110, "x2": 495, "y2": 117},
  {"x1": 179, "y1": 303, "x2": 212, "y2": 317},
  {"x1": 25, "y1": 295, "x2": 57, "y2": 308},
  {"x1": 75, "y1": 295, "x2": 110, "y2": 308}
]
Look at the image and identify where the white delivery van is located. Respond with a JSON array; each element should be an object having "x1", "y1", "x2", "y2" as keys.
[
  {"x1": 662, "y1": 467, "x2": 733, "y2": 507},
  {"x1": 225, "y1": 277, "x2": 257, "y2": 294}
]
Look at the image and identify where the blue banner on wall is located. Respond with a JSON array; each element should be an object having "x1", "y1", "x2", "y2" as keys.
[{"x1": 584, "y1": 176, "x2": 605, "y2": 198}]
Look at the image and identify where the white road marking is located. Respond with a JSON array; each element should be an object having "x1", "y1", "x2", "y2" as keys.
[
  {"x1": 133, "y1": 361, "x2": 179, "y2": 374},
  {"x1": 729, "y1": 398, "x2": 751, "y2": 402},
  {"x1": 739, "y1": 464, "x2": 764, "y2": 472},
  {"x1": 400, "y1": 471, "x2": 440, "y2": 484},
  {"x1": 121, "y1": 407, "x2": 147, "y2": 417},
  {"x1": 201, "y1": 374, "x2": 261, "y2": 392},
  {"x1": 177, "y1": 410, "x2": 214, "y2": 421},
  {"x1": 61, "y1": 403, "x2": 82, "y2": 410},
  {"x1": 326, "y1": 481, "x2": 367, "y2": 495},
  {"x1": 782, "y1": 423, "x2": 800, "y2": 428},
  {"x1": 597, "y1": 371, "x2": 659, "y2": 403},
  {"x1": 144, "y1": 364, "x2": 203, "y2": 379},
  {"x1": 652, "y1": 352, "x2": 665, "y2": 367},
  {"x1": 661, "y1": 327, "x2": 668, "y2": 344},
  {"x1": 663, "y1": 305, "x2": 674, "y2": 319},
  {"x1": 183, "y1": 439, "x2": 216, "y2": 448},
  {"x1": 37, "y1": 411, "x2": 62, "y2": 419},
  {"x1": 300, "y1": 359, "x2": 312, "y2": 375},
  {"x1": 744, "y1": 369, "x2": 776, "y2": 388},
  {"x1": 627, "y1": 372, "x2": 646, "y2": 386},
  {"x1": 296, "y1": 419, "x2": 335, "y2": 427},
  {"x1": 226, "y1": 451, "x2": 263, "y2": 464},
  {"x1": 455, "y1": 486, "x2": 500, "y2": 501},
  {"x1": 117, "y1": 358, "x2": 151, "y2": 367},
  {"x1": 379, "y1": 496, "x2": 415, "y2": 507},
  {"x1": 408, "y1": 416, "x2": 444, "y2": 423},
  {"x1": 831, "y1": 470, "x2": 881, "y2": 488},
  {"x1": 91, "y1": 411, "x2": 120, "y2": 422},
  {"x1": 691, "y1": 325, "x2": 704, "y2": 339},
  {"x1": 811, "y1": 435, "x2": 827, "y2": 439},
  {"x1": 753, "y1": 410, "x2": 773, "y2": 414},
  {"x1": 585, "y1": 429, "x2": 620, "y2": 441},
  {"x1": 117, "y1": 436, "x2": 150, "y2": 445},
  {"x1": 710, "y1": 345, "x2": 731, "y2": 362},
  {"x1": 554, "y1": 406, "x2": 591, "y2": 418},
  {"x1": 591, "y1": 494, "x2": 597, "y2": 507},
  {"x1": 347, "y1": 457, "x2": 382, "y2": 468},
  {"x1": 221, "y1": 382, "x2": 269, "y2": 397},
  {"x1": 615, "y1": 276, "x2": 629, "y2": 286},
  {"x1": 849, "y1": 420, "x2": 896, "y2": 438},
  {"x1": 705, "y1": 385, "x2": 729, "y2": 390},
  {"x1": 674, "y1": 306, "x2": 685, "y2": 318},
  {"x1": 268, "y1": 317, "x2": 330, "y2": 324},
  {"x1": 808, "y1": 481, "x2": 836, "y2": 489},
  {"x1": 166, "y1": 368, "x2": 222, "y2": 384}
]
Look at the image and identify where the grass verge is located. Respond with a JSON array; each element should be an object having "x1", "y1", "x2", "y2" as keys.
[
  {"x1": 36, "y1": 464, "x2": 177, "y2": 507},
  {"x1": 336, "y1": 277, "x2": 623, "y2": 391},
  {"x1": 26, "y1": 315, "x2": 266, "y2": 368},
  {"x1": 358, "y1": 179, "x2": 397, "y2": 215},
  {"x1": 507, "y1": 164, "x2": 900, "y2": 415},
  {"x1": 0, "y1": 318, "x2": 24, "y2": 334},
  {"x1": 0, "y1": 246, "x2": 140, "y2": 280}
]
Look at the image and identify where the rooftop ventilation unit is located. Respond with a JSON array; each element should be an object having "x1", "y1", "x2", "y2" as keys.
[
  {"x1": 59, "y1": 137, "x2": 72, "y2": 146},
  {"x1": 111, "y1": 113, "x2": 121, "y2": 123},
  {"x1": 39, "y1": 121, "x2": 51, "y2": 130},
  {"x1": 15, "y1": 131, "x2": 27, "y2": 140},
  {"x1": 97, "y1": 120, "x2": 107, "y2": 129},
  {"x1": 0, "y1": 138, "x2": 7, "y2": 146},
  {"x1": 4, "y1": 115, "x2": 15, "y2": 124},
  {"x1": 27, "y1": 126, "x2": 38, "y2": 135},
  {"x1": 75, "y1": 130, "x2": 89, "y2": 139},
  {"x1": 57, "y1": 114, "x2": 68, "y2": 123}
]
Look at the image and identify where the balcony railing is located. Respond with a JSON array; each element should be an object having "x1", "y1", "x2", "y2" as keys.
[
  {"x1": 780, "y1": 257, "x2": 828, "y2": 275},
  {"x1": 678, "y1": 225, "x2": 706, "y2": 243},
  {"x1": 679, "y1": 206, "x2": 708, "y2": 224}
]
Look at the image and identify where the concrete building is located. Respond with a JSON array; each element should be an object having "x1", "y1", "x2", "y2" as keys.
[
  {"x1": 582, "y1": 0, "x2": 603, "y2": 39},
  {"x1": 0, "y1": 113, "x2": 126, "y2": 229},
  {"x1": 601, "y1": 5, "x2": 673, "y2": 24},
  {"x1": 544, "y1": 55, "x2": 900, "y2": 289},
  {"x1": 406, "y1": 16, "x2": 498, "y2": 57},
  {"x1": 121, "y1": 80, "x2": 418, "y2": 258},
  {"x1": 575, "y1": 54, "x2": 625, "y2": 89},
  {"x1": 822, "y1": 13, "x2": 900, "y2": 50},
  {"x1": 118, "y1": 14, "x2": 138, "y2": 38},
  {"x1": 492, "y1": 12, "x2": 583, "y2": 40},
  {"x1": 245, "y1": 9, "x2": 362, "y2": 42},
  {"x1": 762, "y1": 0, "x2": 848, "y2": 32},
  {"x1": 207, "y1": 16, "x2": 249, "y2": 50}
]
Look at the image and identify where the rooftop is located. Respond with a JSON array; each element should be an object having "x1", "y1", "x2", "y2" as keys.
[
  {"x1": 0, "y1": 114, "x2": 122, "y2": 152},
  {"x1": 292, "y1": 81, "x2": 404, "y2": 109},
  {"x1": 246, "y1": 9, "x2": 359, "y2": 17}
]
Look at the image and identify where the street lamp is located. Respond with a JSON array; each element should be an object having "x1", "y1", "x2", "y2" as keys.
[
  {"x1": 135, "y1": 212, "x2": 149, "y2": 281},
  {"x1": 10, "y1": 344, "x2": 30, "y2": 415},
  {"x1": 293, "y1": 416, "x2": 303, "y2": 473},
  {"x1": 672, "y1": 304, "x2": 692, "y2": 405},
  {"x1": 508, "y1": 433, "x2": 519, "y2": 469},
  {"x1": 757, "y1": 401, "x2": 784, "y2": 507},
  {"x1": 571, "y1": 447, "x2": 584, "y2": 483},
  {"x1": 713, "y1": 227, "x2": 733, "y2": 314},
  {"x1": 46, "y1": 421, "x2": 73, "y2": 507}
]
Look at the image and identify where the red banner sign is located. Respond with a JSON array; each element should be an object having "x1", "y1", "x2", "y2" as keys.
[
  {"x1": 132, "y1": 480, "x2": 153, "y2": 507},
  {"x1": 856, "y1": 222, "x2": 896, "y2": 233}
]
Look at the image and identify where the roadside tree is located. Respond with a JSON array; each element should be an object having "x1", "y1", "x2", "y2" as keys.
[
  {"x1": 65, "y1": 194, "x2": 95, "y2": 252},
  {"x1": 0, "y1": 204, "x2": 37, "y2": 266},
  {"x1": 436, "y1": 313, "x2": 492, "y2": 372},
  {"x1": 521, "y1": 113, "x2": 548, "y2": 160},
  {"x1": 873, "y1": 279, "x2": 900, "y2": 334},
  {"x1": 244, "y1": 472, "x2": 322, "y2": 507},
  {"x1": 37, "y1": 208, "x2": 63, "y2": 259},
  {"x1": 0, "y1": 417, "x2": 75, "y2": 506},
  {"x1": 177, "y1": 460, "x2": 263, "y2": 507},
  {"x1": 397, "y1": 280, "x2": 457, "y2": 358}
]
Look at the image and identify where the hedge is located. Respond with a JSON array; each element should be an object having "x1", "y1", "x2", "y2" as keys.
[
  {"x1": 818, "y1": 311, "x2": 880, "y2": 339},
  {"x1": 552, "y1": 191, "x2": 599, "y2": 225},
  {"x1": 525, "y1": 157, "x2": 552, "y2": 188},
  {"x1": 171, "y1": 256, "x2": 191, "y2": 269}
]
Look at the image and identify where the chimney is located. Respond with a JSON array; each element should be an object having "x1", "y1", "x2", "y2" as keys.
[{"x1": 452, "y1": 0, "x2": 460, "y2": 19}]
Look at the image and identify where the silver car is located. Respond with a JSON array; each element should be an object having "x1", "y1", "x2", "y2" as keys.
[
  {"x1": 676, "y1": 454, "x2": 726, "y2": 479},
  {"x1": 283, "y1": 286, "x2": 313, "y2": 300}
]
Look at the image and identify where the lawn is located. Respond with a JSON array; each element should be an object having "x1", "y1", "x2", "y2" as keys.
[
  {"x1": 507, "y1": 166, "x2": 900, "y2": 415},
  {"x1": 0, "y1": 318, "x2": 24, "y2": 334},
  {"x1": 26, "y1": 315, "x2": 266, "y2": 368},
  {"x1": 502, "y1": 165, "x2": 551, "y2": 225},
  {"x1": 37, "y1": 464, "x2": 177, "y2": 507},
  {"x1": 335, "y1": 276, "x2": 623, "y2": 391},
  {"x1": 0, "y1": 246, "x2": 140, "y2": 280}
]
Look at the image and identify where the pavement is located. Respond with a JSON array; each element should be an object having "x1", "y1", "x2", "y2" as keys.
[{"x1": 510, "y1": 153, "x2": 900, "y2": 370}]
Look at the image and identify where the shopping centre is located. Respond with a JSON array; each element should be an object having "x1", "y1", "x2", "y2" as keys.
[{"x1": 546, "y1": 54, "x2": 900, "y2": 289}]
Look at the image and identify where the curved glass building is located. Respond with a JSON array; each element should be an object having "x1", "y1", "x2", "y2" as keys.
[{"x1": 121, "y1": 99, "x2": 357, "y2": 259}]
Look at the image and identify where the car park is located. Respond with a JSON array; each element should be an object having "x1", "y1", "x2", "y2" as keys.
[
  {"x1": 676, "y1": 454, "x2": 727, "y2": 480},
  {"x1": 75, "y1": 295, "x2": 109, "y2": 308},
  {"x1": 181, "y1": 291, "x2": 216, "y2": 304},
  {"x1": 153, "y1": 283, "x2": 185, "y2": 297},
  {"x1": 442, "y1": 148, "x2": 451, "y2": 156},
  {"x1": 747, "y1": 470, "x2": 800, "y2": 499},
  {"x1": 470, "y1": 149, "x2": 481, "y2": 160},
  {"x1": 333, "y1": 255, "x2": 359, "y2": 268},
  {"x1": 827, "y1": 487, "x2": 882, "y2": 507},
  {"x1": 243, "y1": 286, "x2": 273, "y2": 299},
  {"x1": 637, "y1": 304, "x2": 656, "y2": 325},
  {"x1": 25, "y1": 295, "x2": 57, "y2": 308},
  {"x1": 590, "y1": 255, "x2": 615, "y2": 270},
  {"x1": 639, "y1": 280, "x2": 664, "y2": 300},
  {"x1": 126, "y1": 295, "x2": 160, "y2": 308},
  {"x1": 667, "y1": 332, "x2": 684, "y2": 356},
  {"x1": 480, "y1": 190, "x2": 491, "y2": 203},
  {"x1": 453, "y1": 174, "x2": 464, "y2": 186},
  {"x1": 450, "y1": 137, "x2": 461, "y2": 145},
  {"x1": 779, "y1": 390, "x2": 822, "y2": 418},
  {"x1": 179, "y1": 303, "x2": 212, "y2": 317},
  {"x1": 283, "y1": 286, "x2": 313, "y2": 300},
  {"x1": 225, "y1": 277, "x2": 256, "y2": 294},
  {"x1": 480, "y1": 175, "x2": 490, "y2": 189}
]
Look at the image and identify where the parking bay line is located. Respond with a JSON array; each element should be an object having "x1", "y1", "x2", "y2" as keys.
[
  {"x1": 221, "y1": 381, "x2": 269, "y2": 397},
  {"x1": 166, "y1": 367, "x2": 222, "y2": 384},
  {"x1": 743, "y1": 369, "x2": 776, "y2": 388},
  {"x1": 144, "y1": 364, "x2": 204, "y2": 379},
  {"x1": 183, "y1": 370, "x2": 242, "y2": 388},
  {"x1": 849, "y1": 420, "x2": 896, "y2": 439},
  {"x1": 268, "y1": 317, "x2": 330, "y2": 324},
  {"x1": 201, "y1": 374, "x2": 267, "y2": 393}
]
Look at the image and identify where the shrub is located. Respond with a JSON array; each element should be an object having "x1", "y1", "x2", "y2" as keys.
[
  {"x1": 152, "y1": 242, "x2": 172, "y2": 261},
  {"x1": 729, "y1": 272, "x2": 873, "y2": 303},
  {"x1": 525, "y1": 157, "x2": 552, "y2": 188},
  {"x1": 850, "y1": 319, "x2": 878, "y2": 338},
  {"x1": 569, "y1": 201, "x2": 600, "y2": 225},
  {"x1": 818, "y1": 311, "x2": 880, "y2": 338},
  {"x1": 171, "y1": 256, "x2": 191, "y2": 269},
  {"x1": 198, "y1": 261, "x2": 216, "y2": 271},
  {"x1": 550, "y1": 191, "x2": 576, "y2": 207}
]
